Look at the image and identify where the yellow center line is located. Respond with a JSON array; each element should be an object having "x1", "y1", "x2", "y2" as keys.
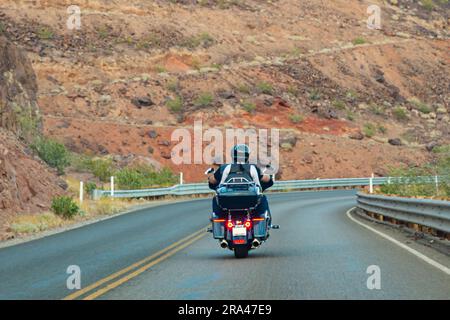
[
  {"x1": 63, "y1": 225, "x2": 208, "y2": 300},
  {"x1": 83, "y1": 232, "x2": 207, "y2": 300}
]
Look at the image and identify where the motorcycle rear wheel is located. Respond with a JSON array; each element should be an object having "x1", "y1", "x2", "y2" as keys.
[{"x1": 234, "y1": 245, "x2": 249, "y2": 258}]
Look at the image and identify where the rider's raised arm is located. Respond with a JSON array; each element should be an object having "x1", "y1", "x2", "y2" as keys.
[
  {"x1": 208, "y1": 164, "x2": 227, "y2": 190},
  {"x1": 256, "y1": 166, "x2": 274, "y2": 191}
]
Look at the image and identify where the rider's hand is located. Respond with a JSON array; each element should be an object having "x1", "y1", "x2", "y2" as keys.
[{"x1": 208, "y1": 174, "x2": 218, "y2": 185}]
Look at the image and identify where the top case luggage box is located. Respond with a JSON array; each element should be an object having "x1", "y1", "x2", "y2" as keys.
[{"x1": 216, "y1": 184, "x2": 260, "y2": 209}]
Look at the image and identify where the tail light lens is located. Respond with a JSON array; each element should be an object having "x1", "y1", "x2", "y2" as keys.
[
  {"x1": 227, "y1": 220, "x2": 234, "y2": 229},
  {"x1": 252, "y1": 218, "x2": 265, "y2": 222},
  {"x1": 244, "y1": 220, "x2": 252, "y2": 229}
]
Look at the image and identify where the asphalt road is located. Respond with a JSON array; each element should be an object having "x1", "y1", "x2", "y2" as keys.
[{"x1": 0, "y1": 190, "x2": 449, "y2": 300}]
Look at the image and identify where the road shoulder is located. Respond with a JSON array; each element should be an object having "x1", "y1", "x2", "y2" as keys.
[{"x1": 347, "y1": 207, "x2": 450, "y2": 275}]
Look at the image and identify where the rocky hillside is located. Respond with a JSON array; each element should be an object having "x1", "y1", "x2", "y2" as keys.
[
  {"x1": 0, "y1": 35, "x2": 39, "y2": 136},
  {"x1": 0, "y1": 0, "x2": 448, "y2": 183},
  {"x1": 0, "y1": 35, "x2": 65, "y2": 237}
]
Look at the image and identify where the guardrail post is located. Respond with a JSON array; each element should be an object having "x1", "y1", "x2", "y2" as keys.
[
  {"x1": 369, "y1": 173, "x2": 374, "y2": 194},
  {"x1": 79, "y1": 181, "x2": 84, "y2": 204},
  {"x1": 111, "y1": 176, "x2": 115, "y2": 198},
  {"x1": 435, "y1": 175, "x2": 439, "y2": 195},
  {"x1": 180, "y1": 172, "x2": 183, "y2": 185}
]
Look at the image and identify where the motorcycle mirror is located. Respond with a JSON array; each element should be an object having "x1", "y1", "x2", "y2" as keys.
[{"x1": 205, "y1": 168, "x2": 214, "y2": 175}]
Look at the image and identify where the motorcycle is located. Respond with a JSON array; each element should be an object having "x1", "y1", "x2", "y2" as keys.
[{"x1": 206, "y1": 166, "x2": 279, "y2": 258}]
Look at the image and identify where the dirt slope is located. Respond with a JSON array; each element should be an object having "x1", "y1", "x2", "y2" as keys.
[
  {"x1": 0, "y1": 36, "x2": 65, "y2": 238},
  {"x1": 0, "y1": 0, "x2": 448, "y2": 184}
]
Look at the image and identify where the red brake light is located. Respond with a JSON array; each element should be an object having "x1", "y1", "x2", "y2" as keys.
[
  {"x1": 244, "y1": 220, "x2": 252, "y2": 229},
  {"x1": 227, "y1": 221, "x2": 234, "y2": 229}
]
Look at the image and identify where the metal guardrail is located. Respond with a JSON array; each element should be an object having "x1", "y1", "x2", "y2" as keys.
[
  {"x1": 92, "y1": 176, "x2": 446, "y2": 200},
  {"x1": 93, "y1": 175, "x2": 450, "y2": 232},
  {"x1": 356, "y1": 192, "x2": 450, "y2": 233}
]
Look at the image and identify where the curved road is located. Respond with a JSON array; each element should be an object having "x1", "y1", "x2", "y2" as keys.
[{"x1": 0, "y1": 190, "x2": 449, "y2": 299}]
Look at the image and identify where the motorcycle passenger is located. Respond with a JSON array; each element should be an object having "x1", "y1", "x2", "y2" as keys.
[{"x1": 207, "y1": 144, "x2": 274, "y2": 226}]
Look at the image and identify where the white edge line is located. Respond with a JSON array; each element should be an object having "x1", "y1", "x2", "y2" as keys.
[{"x1": 346, "y1": 207, "x2": 450, "y2": 276}]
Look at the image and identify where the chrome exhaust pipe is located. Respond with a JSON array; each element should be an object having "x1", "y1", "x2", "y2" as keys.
[
  {"x1": 251, "y1": 239, "x2": 261, "y2": 248},
  {"x1": 220, "y1": 239, "x2": 228, "y2": 249}
]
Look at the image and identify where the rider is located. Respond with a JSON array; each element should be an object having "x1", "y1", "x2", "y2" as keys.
[{"x1": 207, "y1": 144, "x2": 274, "y2": 226}]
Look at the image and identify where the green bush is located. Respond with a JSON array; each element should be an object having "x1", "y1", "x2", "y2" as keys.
[
  {"x1": 352, "y1": 37, "x2": 366, "y2": 45},
  {"x1": 393, "y1": 107, "x2": 408, "y2": 121},
  {"x1": 409, "y1": 98, "x2": 432, "y2": 114},
  {"x1": 369, "y1": 104, "x2": 385, "y2": 116},
  {"x1": 51, "y1": 196, "x2": 79, "y2": 219},
  {"x1": 84, "y1": 182, "x2": 97, "y2": 197},
  {"x1": 69, "y1": 154, "x2": 114, "y2": 182},
  {"x1": 155, "y1": 65, "x2": 166, "y2": 73},
  {"x1": 237, "y1": 83, "x2": 251, "y2": 94},
  {"x1": 289, "y1": 114, "x2": 304, "y2": 124},
  {"x1": 432, "y1": 145, "x2": 450, "y2": 154},
  {"x1": 115, "y1": 168, "x2": 142, "y2": 190},
  {"x1": 90, "y1": 158, "x2": 114, "y2": 182},
  {"x1": 346, "y1": 111, "x2": 355, "y2": 121},
  {"x1": 115, "y1": 165, "x2": 178, "y2": 190},
  {"x1": 379, "y1": 167, "x2": 425, "y2": 197},
  {"x1": 422, "y1": 0, "x2": 434, "y2": 11},
  {"x1": 377, "y1": 125, "x2": 387, "y2": 134},
  {"x1": 434, "y1": 145, "x2": 450, "y2": 177},
  {"x1": 183, "y1": 32, "x2": 215, "y2": 48},
  {"x1": 242, "y1": 101, "x2": 256, "y2": 113},
  {"x1": 166, "y1": 96, "x2": 183, "y2": 113},
  {"x1": 308, "y1": 89, "x2": 321, "y2": 101},
  {"x1": 37, "y1": 27, "x2": 54, "y2": 40},
  {"x1": 346, "y1": 90, "x2": 358, "y2": 101},
  {"x1": 69, "y1": 153, "x2": 90, "y2": 171},
  {"x1": 332, "y1": 100, "x2": 346, "y2": 110},
  {"x1": 194, "y1": 92, "x2": 214, "y2": 108},
  {"x1": 32, "y1": 137, "x2": 70, "y2": 175},
  {"x1": 166, "y1": 79, "x2": 179, "y2": 92},
  {"x1": 17, "y1": 111, "x2": 40, "y2": 142},
  {"x1": 256, "y1": 81, "x2": 273, "y2": 95},
  {"x1": 379, "y1": 163, "x2": 450, "y2": 197},
  {"x1": 416, "y1": 103, "x2": 432, "y2": 114},
  {"x1": 363, "y1": 123, "x2": 376, "y2": 137}
]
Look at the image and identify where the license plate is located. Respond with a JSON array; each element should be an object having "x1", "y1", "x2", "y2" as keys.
[{"x1": 232, "y1": 225, "x2": 247, "y2": 237}]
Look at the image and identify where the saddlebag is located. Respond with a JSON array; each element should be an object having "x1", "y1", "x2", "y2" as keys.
[
  {"x1": 253, "y1": 219, "x2": 268, "y2": 238},
  {"x1": 211, "y1": 213, "x2": 225, "y2": 239}
]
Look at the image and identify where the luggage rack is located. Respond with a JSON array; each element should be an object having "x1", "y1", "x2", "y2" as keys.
[{"x1": 220, "y1": 178, "x2": 261, "y2": 191}]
